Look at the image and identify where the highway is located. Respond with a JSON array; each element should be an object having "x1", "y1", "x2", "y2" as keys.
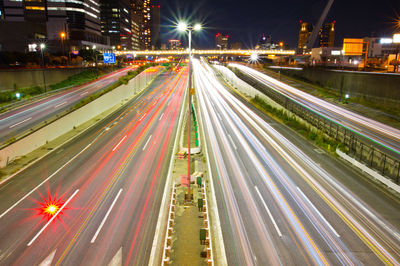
[
  {"x1": 194, "y1": 59, "x2": 400, "y2": 265},
  {"x1": 0, "y1": 68, "x2": 188, "y2": 265},
  {"x1": 0, "y1": 67, "x2": 135, "y2": 144},
  {"x1": 229, "y1": 63, "x2": 400, "y2": 157}
]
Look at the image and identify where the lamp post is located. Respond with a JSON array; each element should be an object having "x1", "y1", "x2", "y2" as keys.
[
  {"x1": 60, "y1": 32, "x2": 67, "y2": 65},
  {"x1": 393, "y1": 33, "x2": 400, "y2": 73},
  {"x1": 178, "y1": 21, "x2": 202, "y2": 200},
  {"x1": 40, "y1": 43, "x2": 47, "y2": 93},
  {"x1": 93, "y1": 45, "x2": 98, "y2": 78}
]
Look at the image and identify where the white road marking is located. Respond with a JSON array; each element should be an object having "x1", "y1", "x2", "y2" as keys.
[
  {"x1": 81, "y1": 91, "x2": 89, "y2": 96},
  {"x1": 9, "y1": 117, "x2": 32, "y2": 128},
  {"x1": 143, "y1": 135, "x2": 152, "y2": 151},
  {"x1": 296, "y1": 187, "x2": 340, "y2": 238},
  {"x1": 217, "y1": 113, "x2": 222, "y2": 121},
  {"x1": 54, "y1": 101, "x2": 67, "y2": 108},
  {"x1": 153, "y1": 101, "x2": 157, "y2": 106},
  {"x1": 28, "y1": 189, "x2": 79, "y2": 246},
  {"x1": 0, "y1": 138, "x2": 96, "y2": 219},
  {"x1": 108, "y1": 247, "x2": 122, "y2": 266},
  {"x1": 255, "y1": 186, "x2": 282, "y2": 237},
  {"x1": 228, "y1": 134, "x2": 237, "y2": 150},
  {"x1": 39, "y1": 249, "x2": 57, "y2": 266},
  {"x1": 112, "y1": 135, "x2": 127, "y2": 152},
  {"x1": 91, "y1": 189, "x2": 123, "y2": 243},
  {"x1": 159, "y1": 113, "x2": 164, "y2": 121},
  {"x1": 139, "y1": 113, "x2": 147, "y2": 121}
]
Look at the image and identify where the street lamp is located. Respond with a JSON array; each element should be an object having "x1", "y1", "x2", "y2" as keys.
[
  {"x1": 39, "y1": 43, "x2": 47, "y2": 92},
  {"x1": 177, "y1": 21, "x2": 202, "y2": 200}
]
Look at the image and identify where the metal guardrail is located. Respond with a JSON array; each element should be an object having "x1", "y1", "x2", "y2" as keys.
[{"x1": 232, "y1": 68, "x2": 400, "y2": 184}]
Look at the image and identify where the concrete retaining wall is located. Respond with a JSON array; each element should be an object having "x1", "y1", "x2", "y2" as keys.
[
  {"x1": 0, "y1": 67, "x2": 90, "y2": 91},
  {"x1": 278, "y1": 68, "x2": 400, "y2": 108},
  {"x1": 214, "y1": 65, "x2": 285, "y2": 111},
  {"x1": 0, "y1": 68, "x2": 161, "y2": 167},
  {"x1": 337, "y1": 149, "x2": 400, "y2": 194}
]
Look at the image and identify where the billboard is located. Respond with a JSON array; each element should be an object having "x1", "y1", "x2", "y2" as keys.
[
  {"x1": 343, "y1": 38, "x2": 364, "y2": 56},
  {"x1": 103, "y1": 53, "x2": 116, "y2": 64}
]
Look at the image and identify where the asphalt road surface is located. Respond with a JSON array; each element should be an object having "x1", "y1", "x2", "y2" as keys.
[
  {"x1": 0, "y1": 67, "x2": 134, "y2": 144},
  {"x1": 230, "y1": 63, "x2": 400, "y2": 158},
  {"x1": 0, "y1": 68, "x2": 188, "y2": 265},
  {"x1": 195, "y1": 59, "x2": 400, "y2": 265}
]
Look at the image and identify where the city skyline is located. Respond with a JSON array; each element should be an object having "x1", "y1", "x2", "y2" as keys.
[{"x1": 159, "y1": 0, "x2": 400, "y2": 49}]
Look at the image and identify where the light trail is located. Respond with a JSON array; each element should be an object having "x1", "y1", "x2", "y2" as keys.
[
  {"x1": 194, "y1": 58, "x2": 400, "y2": 264},
  {"x1": 229, "y1": 63, "x2": 400, "y2": 155}
]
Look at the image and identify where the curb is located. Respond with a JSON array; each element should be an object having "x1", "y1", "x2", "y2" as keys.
[{"x1": 336, "y1": 149, "x2": 400, "y2": 194}]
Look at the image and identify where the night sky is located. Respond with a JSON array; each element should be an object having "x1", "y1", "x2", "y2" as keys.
[{"x1": 158, "y1": 0, "x2": 400, "y2": 49}]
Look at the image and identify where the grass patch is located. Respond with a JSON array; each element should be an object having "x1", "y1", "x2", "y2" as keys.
[{"x1": 251, "y1": 95, "x2": 339, "y2": 153}]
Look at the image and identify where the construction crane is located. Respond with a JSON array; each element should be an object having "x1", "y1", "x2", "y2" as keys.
[{"x1": 304, "y1": 0, "x2": 335, "y2": 50}]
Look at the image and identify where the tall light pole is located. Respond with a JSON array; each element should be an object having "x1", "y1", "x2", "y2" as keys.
[
  {"x1": 393, "y1": 33, "x2": 400, "y2": 73},
  {"x1": 178, "y1": 21, "x2": 202, "y2": 200},
  {"x1": 60, "y1": 32, "x2": 67, "y2": 65},
  {"x1": 40, "y1": 43, "x2": 47, "y2": 93},
  {"x1": 92, "y1": 45, "x2": 98, "y2": 78}
]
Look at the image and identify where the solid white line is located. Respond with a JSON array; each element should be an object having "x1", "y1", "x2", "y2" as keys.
[
  {"x1": 217, "y1": 113, "x2": 222, "y2": 121},
  {"x1": 139, "y1": 113, "x2": 147, "y2": 121},
  {"x1": 9, "y1": 117, "x2": 32, "y2": 128},
  {"x1": 54, "y1": 101, "x2": 67, "y2": 108},
  {"x1": 91, "y1": 189, "x2": 123, "y2": 243},
  {"x1": 153, "y1": 101, "x2": 157, "y2": 106},
  {"x1": 255, "y1": 186, "x2": 282, "y2": 237},
  {"x1": 296, "y1": 187, "x2": 340, "y2": 238},
  {"x1": 228, "y1": 134, "x2": 237, "y2": 150},
  {"x1": 81, "y1": 91, "x2": 89, "y2": 96},
  {"x1": 112, "y1": 135, "x2": 127, "y2": 152},
  {"x1": 28, "y1": 189, "x2": 79, "y2": 246},
  {"x1": 159, "y1": 113, "x2": 164, "y2": 121},
  {"x1": 143, "y1": 135, "x2": 152, "y2": 151}
]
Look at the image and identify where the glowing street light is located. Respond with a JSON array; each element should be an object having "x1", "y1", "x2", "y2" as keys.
[
  {"x1": 177, "y1": 21, "x2": 202, "y2": 200},
  {"x1": 194, "y1": 23, "x2": 202, "y2": 31},
  {"x1": 178, "y1": 22, "x2": 187, "y2": 32},
  {"x1": 250, "y1": 53, "x2": 259, "y2": 61}
]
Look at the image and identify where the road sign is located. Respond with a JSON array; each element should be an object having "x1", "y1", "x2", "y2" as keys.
[{"x1": 103, "y1": 53, "x2": 116, "y2": 64}]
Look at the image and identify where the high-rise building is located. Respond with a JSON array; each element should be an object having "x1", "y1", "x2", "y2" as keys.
[
  {"x1": 0, "y1": 0, "x2": 109, "y2": 52},
  {"x1": 298, "y1": 21, "x2": 313, "y2": 49},
  {"x1": 131, "y1": 12, "x2": 140, "y2": 50},
  {"x1": 0, "y1": 0, "x2": 47, "y2": 51},
  {"x1": 131, "y1": 0, "x2": 151, "y2": 50},
  {"x1": 142, "y1": 0, "x2": 151, "y2": 49},
  {"x1": 131, "y1": 0, "x2": 143, "y2": 49},
  {"x1": 47, "y1": 0, "x2": 107, "y2": 50},
  {"x1": 151, "y1": 2, "x2": 160, "y2": 50},
  {"x1": 319, "y1": 21, "x2": 335, "y2": 47},
  {"x1": 100, "y1": 0, "x2": 132, "y2": 50},
  {"x1": 215, "y1": 33, "x2": 229, "y2": 50}
]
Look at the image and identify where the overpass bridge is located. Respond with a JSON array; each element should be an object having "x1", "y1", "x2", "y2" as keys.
[{"x1": 114, "y1": 49, "x2": 295, "y2": 56}]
